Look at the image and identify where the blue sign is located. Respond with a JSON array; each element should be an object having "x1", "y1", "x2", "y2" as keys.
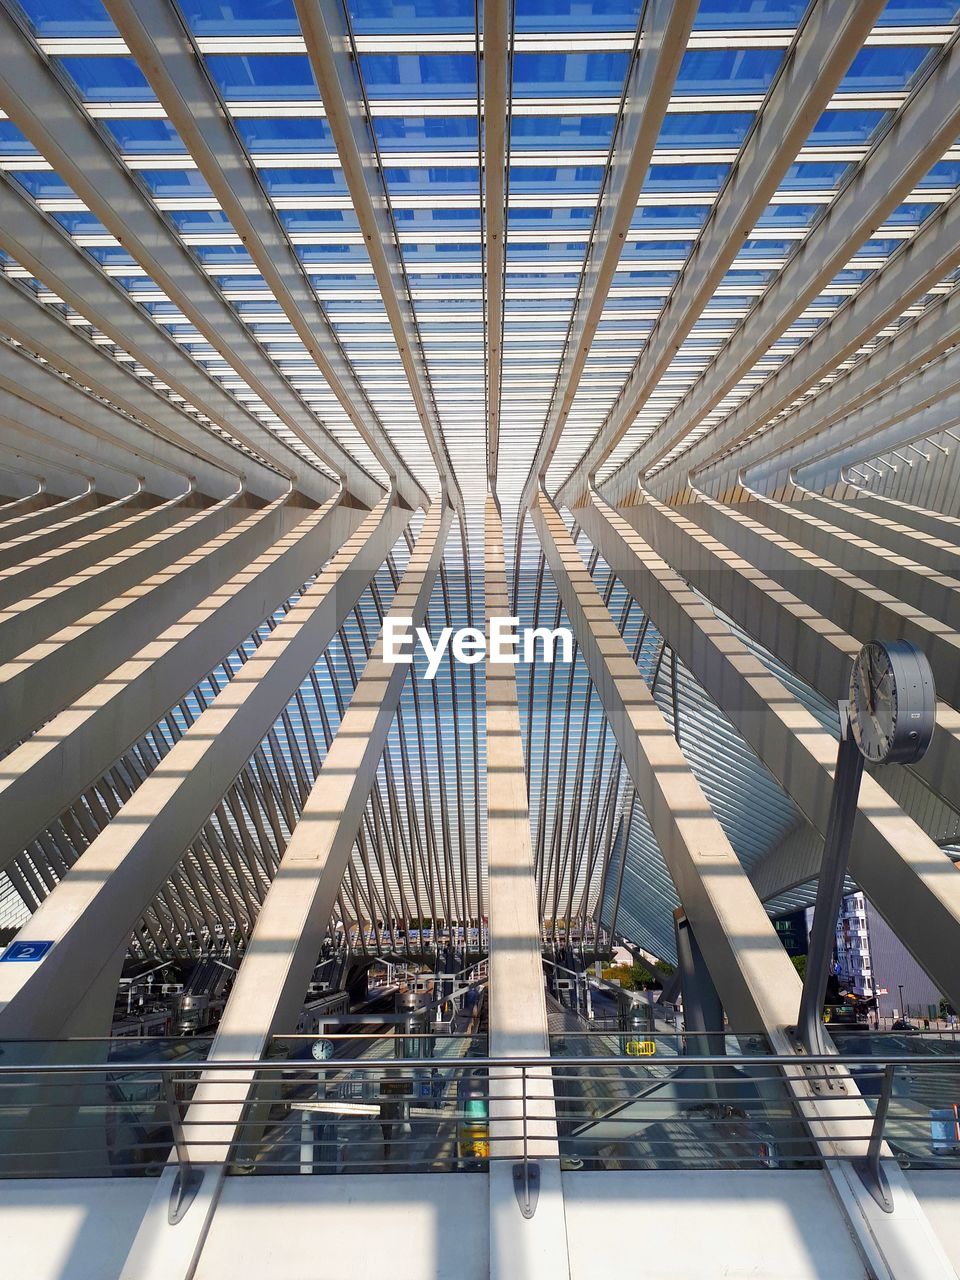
[{"x1": 0, "y1": 940, "x2": 54, "y2": 962}]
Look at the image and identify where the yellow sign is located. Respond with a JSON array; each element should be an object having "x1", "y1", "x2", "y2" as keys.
[{"x1": 625, "y1": 1039, "x2": 656, "y2": 1057}]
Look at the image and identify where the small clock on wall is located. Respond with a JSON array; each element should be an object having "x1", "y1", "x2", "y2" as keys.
[{"x1": 848, "y1": 639, "x2": 935, "y2": 765}]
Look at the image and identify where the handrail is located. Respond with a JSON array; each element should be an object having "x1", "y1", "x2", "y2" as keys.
[
  {"x1": 0, "y1": 1050, "x2": 956, "y2": 1074},
  {"x1": 2, "y1": 1049, "x2": 958, "y2": 1199}
]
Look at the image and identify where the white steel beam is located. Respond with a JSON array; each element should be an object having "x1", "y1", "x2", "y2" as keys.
[
  {"x1": 681, "y1": 490, "x2": 960, "y2": 715},
  {"x1": 647, "y1": 192, "x2": 960, "y2": 502},
  {"x1": 562, "y1": 11, "x2": 954, "y2": 504},
  {"x1": 0, "y1": 174, "x2": 337, "y2": 506},
  {"x1": 0, "y1": 276, "x2": 255, "y2": 499},
  {"x1": 619, "y1": 488, "x2": 960, "y2": 810},
  {"x1": 0, "y1": 9, "x2": 387, "y2": 506},
  {"x1": 485, "y1": 493, "x2": 570, "y2": 1280},
  {"x1": 0, "y1": 486, "x2": 193, "y2": 617},
  {"x1": 0, "y1": 497, "x2": 262, "y2": 751},
  {"x1": 790, "y1": 382, "x2": 960, "y2": 493},
  {"x1": 580, "y1": 490, "x2": 960, "y2": 1011},
  {"x1": 0, "y1": 493, "x2": 231, "y2": 662},
  {"x1": 536, "y1": 488, "x2": 959, "y2": 1279},
  {"x1": 483, "y1": 0, "x2": 509, "y2": 483},
  {"x1": 102, "y1": 0, "x2": 429, "y2": 510},
  {"x1": 789, "y1": 475, "x2": 960, "y2": 575},
  {"x1": 734, "y1": 486, "x2": 960, "y2": 640},
  {"x1": 531, "y1": 489, "x2": 802, "y2": 1036},
  {"x1": 0, "y1": 486, "x2": 141, "y2": 573},
  {"x1": 519, "y1": 0, "x2": 697, "y2": 510},
  {"x1": 0, "y1": 490, "x2": 405, "y2": 1039},
  {"x1": 714, "y1": 294, "x2": 960, "y2": 494},
  {"x1": 0, "y1": 496, "x2": 333, "y2": 864},
  {"x1": 0, "y1": 426, "x2": 144, "y2": 505},
  {"x1": 117, "y1": 499, "x2": 451, "y2": 1280},
  {"x1": 292, "y1": 0, "x2": 458, "y2": 504}
]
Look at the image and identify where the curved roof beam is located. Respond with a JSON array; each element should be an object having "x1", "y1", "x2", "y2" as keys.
[
  {"x1": 291, "y1": 0, "x2": 460, "y2": 507},
  {"x1": 102, "y1": 0, "x2": 429, "y2": 511},
  {"x1": 0, "y1": 173, "x2": 340, "y2": 506},
  {"x1": 0, "y1": 5, "x2": 396, "y2": 507},
  {"x1": 551, "y1": 0, "x2": 911, "y2": 506},
  {"x1": 757, "y1": 347, "x2": 960, "y2": 493},
  {"x1": 0, "y1": 274, "x2": 264, "y2": 500},
  {"x1": 642, "y1": 191, "x2": 960, "y2": 502},
  {"x1": 0, "y1": 335, "x2": 244, "y2": 500},
  {"x1": 482, "y1": 0, "x2": 510, "y2": 487},
  {"x1": 518, "y1": 0, "x2": 698, "y2": 513}
]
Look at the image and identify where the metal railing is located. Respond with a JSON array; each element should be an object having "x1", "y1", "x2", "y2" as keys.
[{"x1": 0, "y1": 1046, "x2": 958, "y2": 1186}]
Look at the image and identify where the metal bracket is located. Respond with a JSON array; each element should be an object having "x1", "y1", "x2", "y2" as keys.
[
  {"x1": 853, "y1": 1158, "x2": 894, "y2": 1214},
  {"x1": 168, "y1": 1165, "x2": 204, "y2": 1225},
  {"x1": 513, "y1": 1161, "x2": 540, "y2": 1219}
]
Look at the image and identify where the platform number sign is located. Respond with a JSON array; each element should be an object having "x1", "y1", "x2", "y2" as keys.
[{"x1": 1, "y1": 940, "x2": 54, "y2": 962}]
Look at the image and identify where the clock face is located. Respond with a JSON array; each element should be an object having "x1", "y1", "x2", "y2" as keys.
[
  {"x1": 849, "y1": 643, "x2": 897, "y2": 762},
  {"x1": 848, "y1": 640, "x2": 936, "y2": 765},
  {"x1": 312, "y1": 1039, "x2": 334, "y2": 1062}
]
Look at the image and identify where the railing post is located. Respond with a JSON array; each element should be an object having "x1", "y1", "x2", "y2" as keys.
[
  {"x1": 162, "y1": 1070, "x2": 203, "y2": 1225},
  {"x1": 512, "y1": 1062, "x2": 540, "y2": 1220},
  {"x1": 853, "y1": 1062, "x2": 896, "y2": 1213}
]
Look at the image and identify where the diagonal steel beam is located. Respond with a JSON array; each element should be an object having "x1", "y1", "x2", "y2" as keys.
[
  {"x1": 0, "y1": 483, "x2": 193, "y2": 618},
  {"x1": 482, "y1": 0, "x2": 510, "y2": 484},
  {"x1": 0, "y1": 490, "x2": 407, "y2": 1039},
  {"x1": 0, "y1": 275, "x2": 256, "y2": 500},
  {"x1": 0, "y1": 487, "x2": 142, "y2": 572},
  {"x1": 620, "y1": 487, "x2": 960, "y2": 810},
  {"x1": 734, "y1": 484, "x2": 960, "y2": 638},
  {"x1": 292, "y1": 0, "x2": 459, "y2": 505},
  {"x1": 116, "y1": 498, "x2": 452, "y2": 1280},
  {"x1": 519, "y1": 0, "x2": 697, "y2": 511},
  {"x1": 0, "y1": 495, "x2": 337, "y2": 865},
  {"x1": 645, "y1": 192, "x2": 960, "y2": 502},
  {"x1": 778, "y1": 473, "x2": 960, "y2": 579},
  {"x1": 0, "y1": 172, "x2": 340, "y2": 506},
  {"x1": 580, "y1": 488, "x2": 960, "y2": 1011},
  {"x1": 784, "y1": 371, "x2": 960, "y2": 493},
  {"x1": 531, "y1": 488, "x2": 802, "y2": 1036},
  {"x1": 683, "y1": 487, "x2": 960, "y2": 713},
  {"x1": 0, "y1": 491, "x2": 231, "y2": 663},
  {"x1": 556, "y1": 0, "x2": 922, "y2": 504},
  {"x1": 102, "y1": 0, "x2": 428, "y2": 511},
  {"x1": 0, "y1": 4, "x2": 393, "y2": 507},
  {"x1": 533, "y1": 487, "x2": 957, "y2": 1272},
  {"x1": 738, "y1": 301, "x2": 960, "y2": 494}
]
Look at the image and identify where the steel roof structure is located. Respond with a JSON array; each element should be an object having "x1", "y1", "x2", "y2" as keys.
[
  {"x1": 0, "y1": 0, "x2": 958, "y2": 962},
  {"x1": 4, "y1": 2, "x2": 960, "y2": 1275}
]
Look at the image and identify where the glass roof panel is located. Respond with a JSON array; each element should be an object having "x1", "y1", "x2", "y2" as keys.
[
  {"x1": 350, "y1": 0, "x2": 475, "y2": 34},
  {"x1": 16, "y1": 0, "x2": 117, "y2": 34},
  {"x1": 57, "y1": 55, "x2": 154, "y2": 100},
  {"x1": 181, "y1": 0, "x2": 299, "y2": 34},
  {"x1": 839, "y1": 45, "x2": 935, "y2": 90},
  {"x1": 233, "y1": 118, "x2": 335, "y2": 151},
  {"x1": 206, "y1": 55, "x2": 319, "y2": 99},
  {"x1": 514, "y1": 0, "x2": 640, "y2": 32},
  {"x1": 511, "y1": 52, "x2": 630, "y2": 95},
  {"x1": 674, "y1": 49, "x2": 784, "y2": 95}
]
